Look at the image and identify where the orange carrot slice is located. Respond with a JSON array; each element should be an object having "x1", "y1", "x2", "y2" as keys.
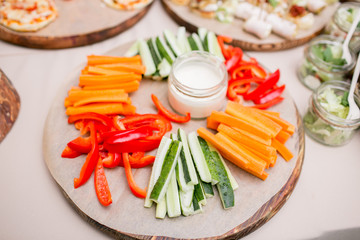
[
  {"x1": 271, "y1": 138, "x2": 294, "y2": 161},
  {"x1": 96, "y1": 63, "x2": 146, "y2": 75},
  {"x1": 275, "y1": 130, "x2": 291, "y2": 144},
  {"x1": 82, "y1": 81, "x2": 140, "y2": 93},
  {"x1": 66, "y1": 103, "x2": 136, "y2": 116},
  {"x1": 79, "y1": 74, "x2": 141, "y2": 86},
  {"x1": 87, "y1": 55, "x2": 141, "y2": 65}
]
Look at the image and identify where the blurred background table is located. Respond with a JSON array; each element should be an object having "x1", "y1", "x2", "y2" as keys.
[{"x1": 0, "y1": 1, "x2": 360, "y2": 239}]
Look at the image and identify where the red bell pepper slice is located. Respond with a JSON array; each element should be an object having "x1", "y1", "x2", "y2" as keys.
[
  {"x1": 102, "y1": 152, "x2": 122, "y2": 168},
  {"x1": 243, "y1": 69, "x2": 280, "y2": 101},
  {"x1": 151, "y1": 94, "x2": 191, "y2": 123},
  {"x1": 74, "y1": 121, "x2": 99, "y2": 188},
  {"x1": 253, "y1": 84, "x2": 286, "y2": 105},
  {"x1": 102, "y1": 126, "x2": 157, "y2": 144},
  {"x1": 128, "y1": 152, "x2": 145, "y2": 162},
  {"x1": 94, "y1": 158, "x2": 112, "y2": 206},
  {"x1": 61, "y1": 146, "x2": 82, "y2": 158},
  {"x1": 103, "y1": 139, "x2": 161, "y2": 154},
  {"x1": 67, "y1": 136, "x2": 92, "y2": 153},
  {"x1": 225, "y1": 48, "x2": 243, "y2": 72},
  {"x1": 68, "y1": 112, "x2": 113, "y2": 128},
  {"x1": 231, "y1": 63, "x2": 267, "y2": 79},
  {"x1": 119, "y1": 155, "x2": 155, "y2": 168},
  {"x1": 227, "y1": 78, "x2": 264, "y2": 100},
  {"x1": 122, "y1": 153, "x2": 147, "y2": 198},
  {"x1": 250, "y1": 96, "x2": 284, "y2": 109},
  {"x1": 114, "y1": 114, "x2": 172, "y2": 134},
  {"x1": 217, "y1": 35, "x2": 233, "y2": 60}
]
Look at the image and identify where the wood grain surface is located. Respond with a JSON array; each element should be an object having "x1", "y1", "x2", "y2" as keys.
[
  {"x1": 0, "y1": 0, "x2": 153, "y2": 49},
  {"x1": 43, "y1": 42, "x2": 305, "y2": 240},
  {"x1": 161, "y1": 0, "x2": 339, "y2": 51},
  {"x1": 0, "y1": 69, "x2": 20, "y2": 143}
]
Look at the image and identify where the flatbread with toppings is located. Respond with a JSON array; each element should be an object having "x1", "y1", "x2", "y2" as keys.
[
  {"x1": 102, "y1": 0, "x2": 153, "y2": 10},
  {"x1": 0, "y1": 0, "x2": 57, "y2": 32}
]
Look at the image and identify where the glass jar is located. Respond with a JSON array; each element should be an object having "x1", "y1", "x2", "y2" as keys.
[
  {"x1": 297, "y1": 35, "x2": 356, "y2": 91},
  {"x1": 303, "y1": 80, "x2": 360, "y2": 146},
  {"x1": 168, "y1": 51, "x2": 228, "y2": 119},
  {"x1": 324, "y1": 2, "x2": 360, "y2": 53}
]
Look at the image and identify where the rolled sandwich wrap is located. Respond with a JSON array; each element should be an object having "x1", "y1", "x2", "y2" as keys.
[
  {"x1": 235, "y1": 2, "x2": 261, "y2": 20},
  {"x1": 244, "y1": 16, "x2": 272, "y2": 39},
  {"x1": 266, "y1": 13, "x2": 297, "y2": 39}
]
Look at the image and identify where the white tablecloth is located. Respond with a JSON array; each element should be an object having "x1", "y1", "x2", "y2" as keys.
[{"x1": 1, "y1": 1, "x2": 360, "y2": 239}]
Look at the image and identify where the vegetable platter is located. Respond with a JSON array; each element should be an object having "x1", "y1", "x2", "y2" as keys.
[
  {"x1": 0, "y1": 0, "x2": 153, "y2": 49},
  {"x1": 43, "y1": 40, "x2": 304, "y2": 239},
  {"x1": 161, "y1": 0, "x2": 339, "y2": 51}
]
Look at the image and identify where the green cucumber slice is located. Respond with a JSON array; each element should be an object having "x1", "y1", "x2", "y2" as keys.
[
  {"x1": 138, "y1": 39, "x2": 156, "y2": 76},
  {"x1": 191, "y1": 33, "x2": 204, "y2": 51},
  {"x1": 147, "y1": 38, "x2": 161, "y2": 67},
  {"x1": 156, "y1": 36, "x2": 176, "y2": 64},
  {"x1": 192, "y1": 195, "x2": 203, "y2": 214},
  {"x1": 200, "y1": 180, "x2": 214, "y2": 197},
  {"x1": 155, "y1": 197, "x2": 167, "y2": 219},
  {"x1": 150, "y1": 140, "x2": 182, "y2": 203},
  {"x1": 164, "y1": 29, "x2": 183, "y2": 57},
  {"x1": 124, "y1": 41, "x2": 139, "y2": 57},
  {"x1": 193, "y1": 175, "x2": 207, "y2": 206},
  {"x1": 198, "y1": 136, "x2": 220, "y2": 185},
  {"x1": 166, "y1": 172, "x2": 181, "y2": 218},
  {"x1": 144, "y1": 137, "x2": 172, "y2": 208},
  {"x1": 158, "y1": 58, "x2": 171, "y2": 79},
  {"x1": 188, "y1": 132, "x2": 212, "y2": 183},
  {"x1": 178, "y1": 128, "x2": 198, "y2": 185},
  {"x1": 176, "y1": 26, "x2": 191, "y2": 53},
  {"x1": 211, "y1": 151, "x2": 235, "y2": 209},
  {"x1": 179, "y1": 189, "x2": 194, "y2": 216},
  {"x1": 205, "y1": 31, "x2": 225, "y2": 61},
  {"x1": 198, "y1": 27, "x2": 208, "y2": 43},
  {"x1": 188, "y1": 35, "x2": 199, "y2": 51}
]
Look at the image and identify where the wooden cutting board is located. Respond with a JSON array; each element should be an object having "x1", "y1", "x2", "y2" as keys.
[
  {"x1": 0, "y1": 69, "x2": 20, "y2": 143},
  {"x1": 161, "y1": 0, "x2": 339, "y2": 51},
  {"x1": 43, "y1": 42, "x2": 305, "y2": 239},
  {"x1": 0, "y1": 0, "x2": 153, "y2": 49}
]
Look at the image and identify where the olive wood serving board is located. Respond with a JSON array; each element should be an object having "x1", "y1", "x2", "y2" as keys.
[
  {"x1": 0, "y1": 0, "x2": 153, "y2": 49},
  {"x1": 161, "y1": 0, "x2": 339, "y2": 51},
  {"x1": 43, "y1": 42, "x2": 305, "y2": 239},
  {"x1": 0, "y1": 69, "x2": 20, "y2": 143}
]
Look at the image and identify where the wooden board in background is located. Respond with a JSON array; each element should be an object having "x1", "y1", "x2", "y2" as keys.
[
  {"x1": 161, "y1": 0, "x2": 339, "y2": 51},
  {"x1": 0, "y1": 0, "x2": 153, "y2": 49},
  {"x1": 43, "y1": 42, "x2": 305, "y2": 239},
  {"x1": 0, "y1": 69, "x2": 20, "y2": 143}
]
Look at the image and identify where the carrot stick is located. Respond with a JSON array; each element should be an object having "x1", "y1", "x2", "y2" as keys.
[
  {"x1": 233, "y1": 127, "x2": 272, "y2": 146},
  {"x1": 87, "y1": 55, "x2": 142, "y2": 65},
  {"x1": 271, "y1": 138, "x2": 294, "y2": 161},
  {"x1": 275, "y1": 130, "x2": 291, "y2": 144},
  {"x1": 226, "y1": 101, "x2": 282, "y2": 138},
  {"x1": 256, "y1": 110, "x2": 295, "y2": 135},
  {"x1": 96, "y1": 63, "x2": 146, "y2": 75},
  {"x1": 87, "y1": 66, "x2": 131, "y2": 75},
  {"x1": 197, "y1": 127, "x2": 249, "y2": 169},
  {"x1": 67, "y1": 89, "x2": 126, "y2": 101},
  {"x1": 216, "y1": 132, "x2": 267, "y2": 175},
  {"x1": 209, "y1": 111, "x2": 272, "y2": 141},
  {"x1": 79, "y1": 74, "x2": 141, "y2": 86},
  {"x1": 242, "y1": 144, "x2": 277, "y2": 169},
  {"x1": 82, "y1": 81, "x2": 140, "y2": 93},
  {"x1": 262, "y1": 110, "x2": 281, "y2": 117},
  {"x1": 217, "y1": 124, "x2": 276, "y2": 157},
  {"x1": 206, "y1": 115, "x2": 220, "y2": 130},
  {"x1": 66, "y1": 103, "x2": 136, "y2": 116},
  {"x1": 73, "y1": 96, "x2": 131, "y2": 107}
]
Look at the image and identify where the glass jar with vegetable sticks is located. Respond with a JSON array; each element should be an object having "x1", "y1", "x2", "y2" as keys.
[
  {"x1": 303, "y1": 80, "x2": 360, "y2": 146},
  {"x1": 324, "y1": 2, "x2": 360, "y2": 53},
  {"x1": 298, "y1": 35, "x2": 356, "y2": 91}
]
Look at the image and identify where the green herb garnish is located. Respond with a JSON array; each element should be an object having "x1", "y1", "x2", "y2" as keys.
[{"x1": 341, "y1": 91, "x2": 349, "y2": 107}]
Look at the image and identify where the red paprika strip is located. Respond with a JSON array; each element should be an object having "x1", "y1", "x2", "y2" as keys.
[
  {"x1": 119, "y1": 155, "x2": 155, "y2": 168},
  {"x1": 104, "y1": 126, "x2": 157, "y2": 144},
  {"x1": 151, "y1": 94, "x2": 191, "y2": 123},
  {"x1": 68, "y1": 112, "x2": 113, "y2": 128},
  {"x1": 67, "y1": 136, "x2": 92, "y2": 153},
  {"x1": 225, "y1": 48, "x2": 243, "y2": 71},
  {"x1": 74, "y1": 121, "x2": 99, "y2": 188},
  {"x1": 94, "y1": 158, "x2": 112, "y2": 206},
  {"x1": 122, "y1": 153, "x2": 147, "y2": 198},
  {"x1": 103, "y1": 139, "x2": 161, "y2": 154},
  {"x1": 61, "y1": 146, "x2": 82, "y2": 158},
  {"x1": 243, "y1": 69, "x2": 280, "y2": 101},
  {"x1": 250, "y1": 96, "x2": 284, "y2": 109},
  {"x1": 102, "y1": 152, "x2": 122, "y2": 168},
  {"x1": 227, "y1": 78, "x2": 264, "y2": 101},
  {"x1": 253, "y1": 84, "x2": 286, "y2": 105}
]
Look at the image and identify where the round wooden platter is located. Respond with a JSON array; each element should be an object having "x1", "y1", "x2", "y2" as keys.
[
  {"x1": 0, "y1": 69, "x2": 20, "y2": 143},
  {"x1": 43, "y1": 41, "x2": 305, "y2": 239},
  {"x1": 161, "y1": 0, "x2": 339, "y2": 51},
  {"x1": 0, "y1": 0, "x2": 153, "y2": 49}
]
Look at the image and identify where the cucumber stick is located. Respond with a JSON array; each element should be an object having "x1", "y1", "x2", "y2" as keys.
[
  {"x1": 164, "y1": 29, "x2": 183, "y2": 57},
  {"x1": 193, "y1": 176, "x2": 207, "y2": 206},
  {"x1": 198, "y1": 136, "x2": 220, "y2": 185},
  {"x1": 209, "y1": 144, "x2": 238, "y2": 190},
  {"x1": 179, "y1": 190, "x2": 194, "y2": 216},
  {"x1": 158, "y1": 58, "x2": 171, "y2": 79},
  {"x1": 198, "y1": 27, "x2": 208, "y2": 43},
  {"x1": 144, "y1": 137, "x2": 172, "y2": 208},
  {"x1": 178, "y1": 128, "x2": 198, "y2": 185},
  {"x1": 192, "y1": 195, "x2": 203, "y2": 214},
  {"x1": 188, "y1": 35, "x2": 199, "y2": 51},
  {"x1": 147, "y1": 38, "x2": 161, "y2": 67},
  {"x1": 211, "y1": 150, "x2": 235, "y2": 209},
  {"x1": 124, "y1": 41, "x2": 139, "y2": 57},
  {"x1": 156, "y1": 36, "x2": 176, "y2": 64},
  {"x1": 156, "y1": 197, "x2": 167, "y2": 219},
  {"x1": 200, "y1": 180, "x2": 214, "y2": 197},
  {"x1": 138, "y1": 39, "x2": 156, "y2": 77},
  {"x1": 205, "y1": 31, "x2": 225, "y2": 61},
  {"x1": 188, "y1": 132, "x2": 212, "y2": 183},
  {"x1": 166, "y1": 172, "x2": 181, "y2": 218},
  {"x1": 177, "y1": 27, "x2": 191, "y2": 53},
  {"x1": 150, "y1": 140, "x2": 183, "y2": 203},
  {"x1": 191, "y1": 33, "x2": 204, "y2": 51}
]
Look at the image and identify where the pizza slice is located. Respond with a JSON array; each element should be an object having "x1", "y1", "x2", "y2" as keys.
[{"x1": 102, "y1": 0, "x2": 154, "y2": 10}]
